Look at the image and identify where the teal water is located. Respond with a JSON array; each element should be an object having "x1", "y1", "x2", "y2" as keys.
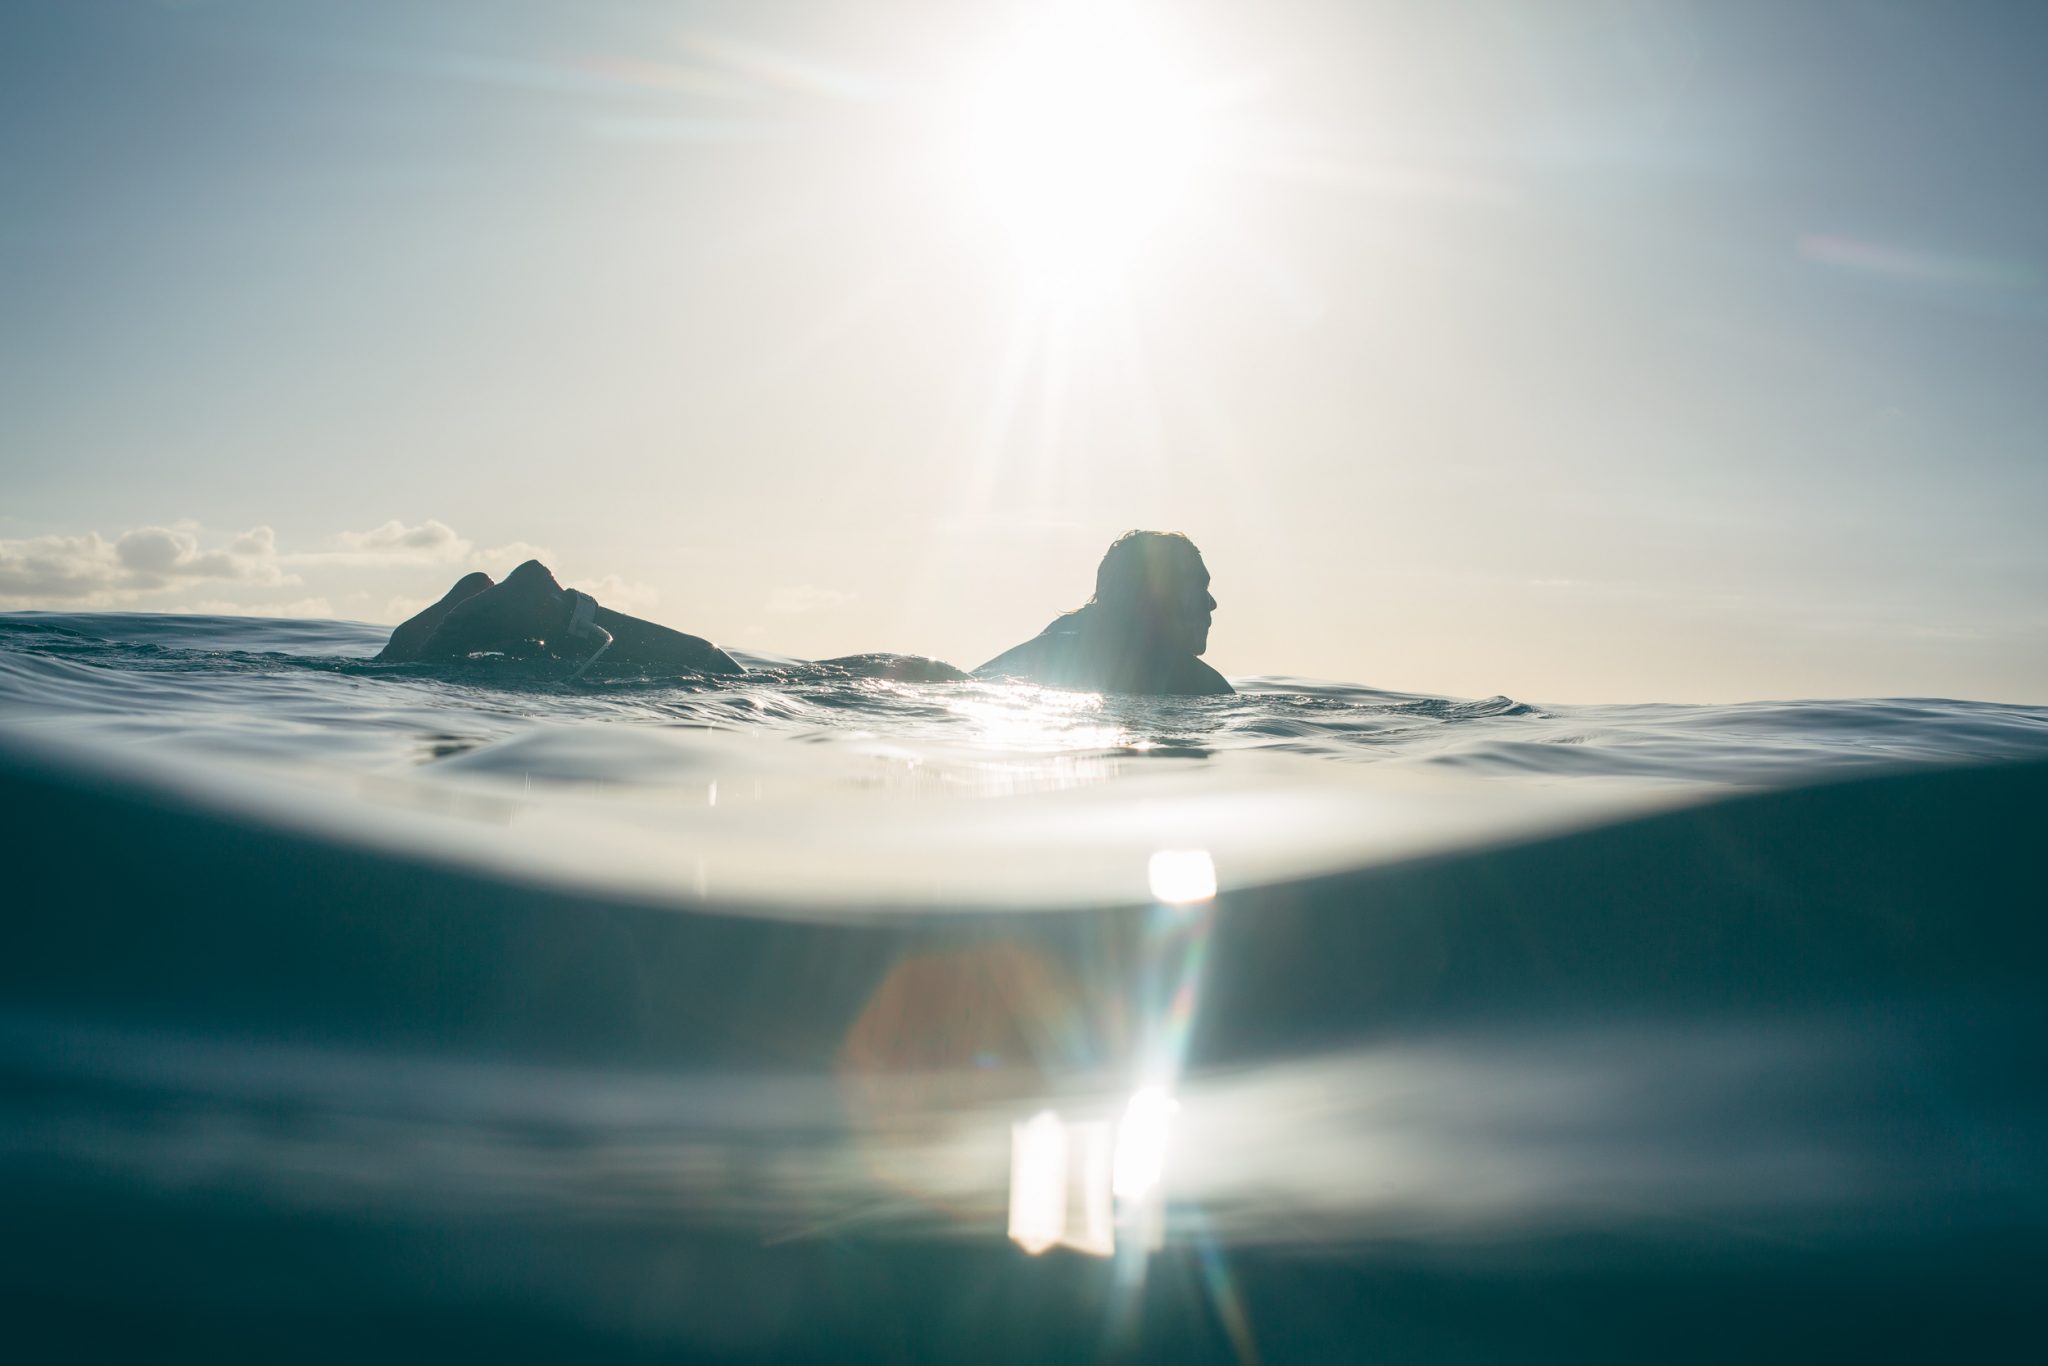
[{"x1": 1, "y1": 611, "x2": 2044, "y2": 1361}]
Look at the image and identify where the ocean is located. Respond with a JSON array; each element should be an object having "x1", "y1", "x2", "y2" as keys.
[{"x1": 3, "y1": 610, "x2": 2044, "y2": 1362}]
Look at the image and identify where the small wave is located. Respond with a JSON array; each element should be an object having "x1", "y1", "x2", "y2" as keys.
[{"x1": 3, "y1": 611, "x2": 2047, "y2": 793}]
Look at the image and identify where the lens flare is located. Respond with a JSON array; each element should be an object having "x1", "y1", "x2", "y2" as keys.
[
  {"x1": 1147, "y1": 848, "x2": 1217, "y2": 905},
  {"x1": 1112, "y1": 1085, "x2": 1180, "y2": 1202},
  {"x1": 1007, "y1": 1110, "x2": 1068, "y2": 1254}
]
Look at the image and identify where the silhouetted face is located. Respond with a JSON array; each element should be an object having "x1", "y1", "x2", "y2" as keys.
[
  {"x1": 1164, "y1": 549, "x2": 1216, "y2": 655},
  {"x1": 1094, "y1": 532, "x2": 1217, "y2": 656},
  {"x1": 1124, "y1": 542, "x2": 1214, "y2": 655}
]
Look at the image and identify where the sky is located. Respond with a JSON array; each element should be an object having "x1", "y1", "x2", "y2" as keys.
[{"x1": 3, "y1": 0, "x2": 2044, "y2": 703}]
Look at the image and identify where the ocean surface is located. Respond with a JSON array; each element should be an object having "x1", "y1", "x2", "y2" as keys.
[
  {"x1": 4, "y1": 610, "x2": 2046, "y2": 907},
  {"x1": 3, "y1": 610, "x2": 2045, "y2": 1361}
]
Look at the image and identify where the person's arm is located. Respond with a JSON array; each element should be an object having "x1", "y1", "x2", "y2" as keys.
[
  {"x1": 591, "y1": 605, "x2": 744, "y2": 674},
  {"x1": 377, "y1": 572, "x2": 494, "y2": 661},
  {"x1": 395, "y1": 561, "x2": 741, "y2": 674}
]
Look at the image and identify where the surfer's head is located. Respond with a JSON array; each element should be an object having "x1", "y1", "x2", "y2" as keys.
[{"x1": 1087, "y1": 530, "x2": 1215, "y2": 655}]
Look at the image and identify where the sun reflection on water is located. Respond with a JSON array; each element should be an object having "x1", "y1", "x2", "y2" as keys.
[
  {"x1": 935, "y1": 682, "x2": 1143, "y2": 797},
  {"x1": 944, "y1": 682, "x2": 1131, "y2": 753}
]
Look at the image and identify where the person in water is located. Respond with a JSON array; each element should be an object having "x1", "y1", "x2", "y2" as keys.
[
  {"x1": 377, "y1": 559, "x2": 743, "y2": 675},
  {"x1": 974, "y1": 530, "x2": 1231, "y2": 696}
]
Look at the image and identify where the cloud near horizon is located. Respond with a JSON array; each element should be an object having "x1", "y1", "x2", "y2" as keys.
[
  {"x1": 315, "y1": 518, "x2": 473, "y2": 565},
  {"x1": 0, "y1": 519, "x2": 655, "y2": 621},
  {"x1": 0, "y1": 525, "x2": 296, "y2": 607},
  {"x1": 766, "y1": 584, "x2": 856, "y2": 615}
]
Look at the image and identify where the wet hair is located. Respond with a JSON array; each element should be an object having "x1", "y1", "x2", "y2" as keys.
[{"x1": 1085, "y1": 530, "x2": 1204, "y2": 615}]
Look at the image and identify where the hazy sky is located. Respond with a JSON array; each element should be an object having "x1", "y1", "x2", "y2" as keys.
[{"x1": 4, "y1": 0, "x2": 2044, "y2": 702}]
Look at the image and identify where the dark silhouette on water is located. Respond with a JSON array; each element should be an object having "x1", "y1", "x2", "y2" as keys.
[
  {"x1": 976, "y1": 530, "x2": 1231, "y2": 696},
  {"x1": 377, "y1": 560, "x2": 743, "y2": 675},
  {"x1": 379, "y1": 536, "x2": 1229, "y2": 692}
]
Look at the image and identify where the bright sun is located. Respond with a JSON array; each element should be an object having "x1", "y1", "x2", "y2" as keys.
[{"x1": 963, "y1": 7, "x2": 1209, "y2": 288}]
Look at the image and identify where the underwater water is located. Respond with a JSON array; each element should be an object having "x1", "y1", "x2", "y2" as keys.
[{"x1": 2, "y1": 610, "x2": 2045, "y2": 1362}]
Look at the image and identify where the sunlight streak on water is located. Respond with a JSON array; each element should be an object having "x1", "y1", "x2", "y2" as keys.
[
  {"x1": 941, "y1": 681, "x2": 1131, "y2": 753},
  {"x1": 1001, "y1": 1090, "x2": 1179, "y2": 1260},
  {"x1": 1007, "y1": 1111, "x2": 1068, "y2": 1255},
  {"x1": 1006, "y1": 1110, "x2": 1115, "y2": 1257},
  {"x1": 1112, "y1": 1087, "x2": 1179, "y2": 1204},
  {"x1": 12, "y1": 1006, "x2": 2034, "y2": 1254}
]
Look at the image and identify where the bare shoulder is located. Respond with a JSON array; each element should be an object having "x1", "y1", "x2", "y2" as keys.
[
  {"x1": 973, "y1": 621, "x2": 1070, "y2": 679},
  {"x1": 972, "y1": 639, "x2": 1045, "y2": 679},
  {"x1": 1184, "y1": 658, "x2": 1234, "y2": 696}
]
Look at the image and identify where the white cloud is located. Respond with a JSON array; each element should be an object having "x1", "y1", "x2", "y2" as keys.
[
  {"x1": 182, "y1": 597, "x2": 337, "y2": 618},
  {"x1": 229, "y1": 526, "x2": 277, "y2": 556},
  {"x1": 766, "y1": 583, "x2": 855, "y2": 615},
  {"x1": 383, "y1": 593, "x2": 436, "y2": 624},
  {"x1": 2, "y1": 518, "x2": 665, "y2": 626},
  {"x1": 0, "y1": 524, "x2": 292, "y2": 607},
  {"x1": 317, "y1": 518, "x2": 474, "y2": 565},
  {"x1": 116, "y1": 526, "x2": 195, "y2": 575},
  {"x1": 580, "y1": 573, "x2": 660, "y2": 615},
  {"x1": 0, "y1": 531, "x2": 121, "y2": 602},
  {"x1": 476, "y1": 540, "x2": 555, "y2": 568}
]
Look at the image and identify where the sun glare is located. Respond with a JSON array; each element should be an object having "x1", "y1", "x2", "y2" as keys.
[{"x1": 963, "y1": 6, "x2": 1208, "y2": 287}]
